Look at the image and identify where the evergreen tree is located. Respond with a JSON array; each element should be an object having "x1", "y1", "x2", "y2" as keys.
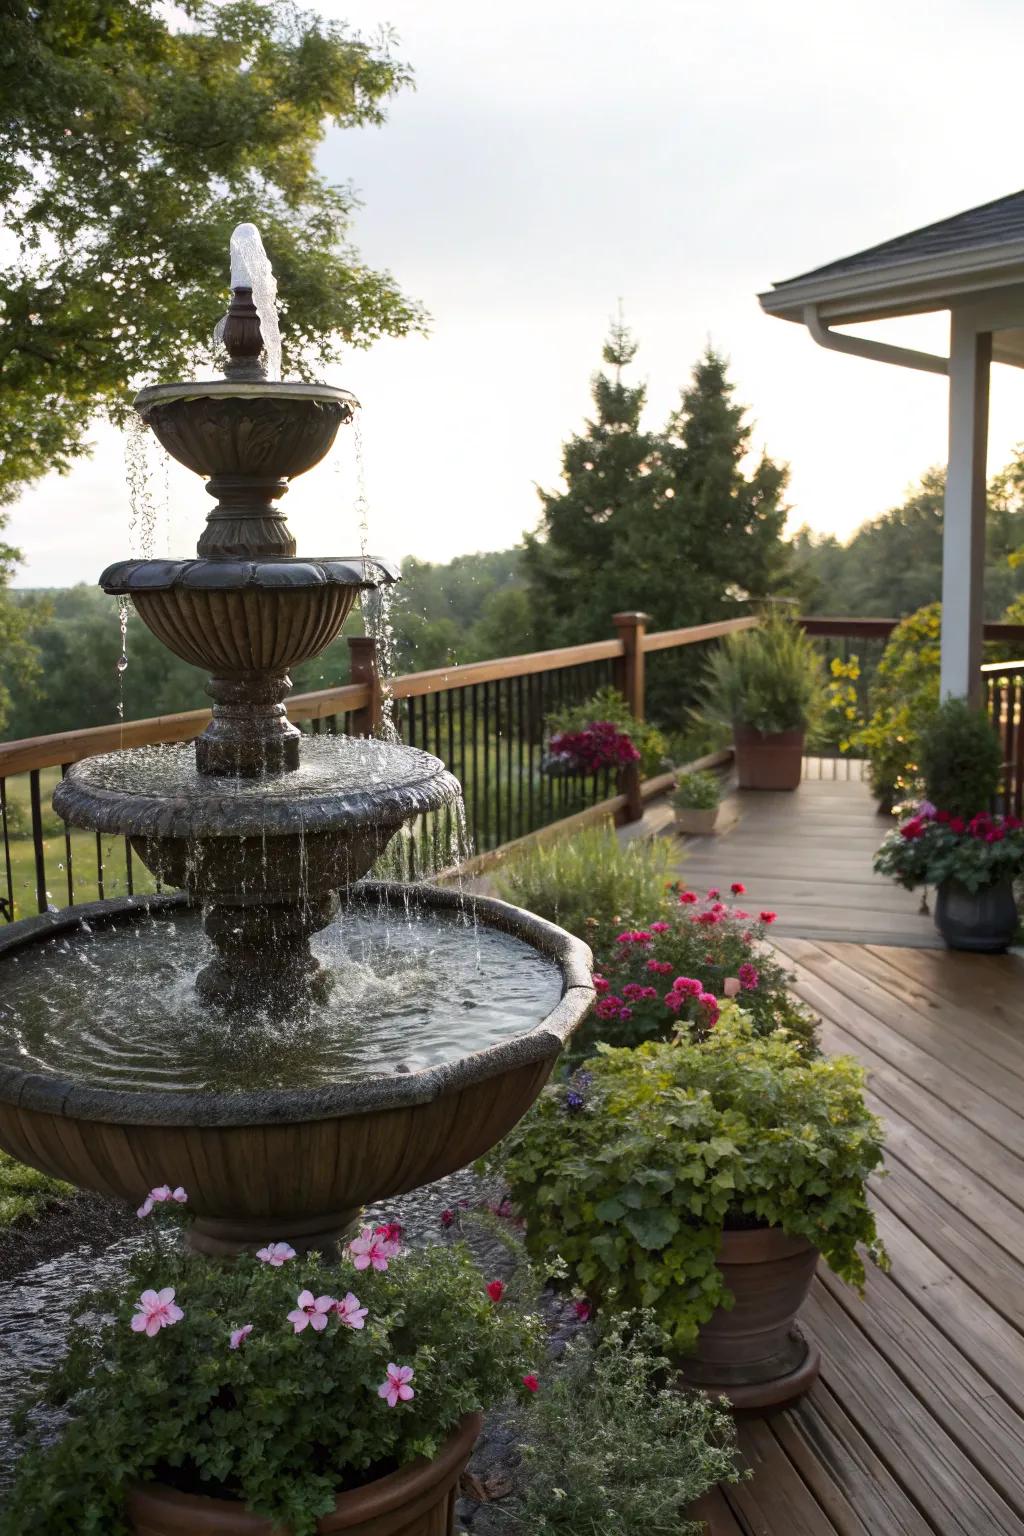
[
  {"x1": 523, "y1": 321, "x2": 661, "y2": 646},
  {"x1": 524, "y1": 331, "x2": 790, "y2": 648}
]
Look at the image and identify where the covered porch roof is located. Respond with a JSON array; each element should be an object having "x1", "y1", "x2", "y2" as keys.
[{"x1": 759, "y1": 189, "x2": 1024, "y2": 700}]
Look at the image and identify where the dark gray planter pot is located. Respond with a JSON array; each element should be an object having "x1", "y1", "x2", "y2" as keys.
[{"x1": 933, "y1": 877, "x2": 1018, "y2": 953}]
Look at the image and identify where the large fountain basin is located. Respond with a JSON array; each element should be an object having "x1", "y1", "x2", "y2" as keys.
[{"x1": 0, "y1": 886, "x2": 593, "y2": 1254}]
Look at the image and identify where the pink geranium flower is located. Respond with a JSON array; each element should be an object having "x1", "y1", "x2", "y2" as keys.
[
  {"x1": 759, "y1": 911, "x2": 777, "y2": 924},
  {"x1": 256, "y1": 1242, "x2": 296, "y2": 1266},
  {"x1": 349, "y1": 1226, "x2": 396, "y2": 1272},
  {"x1": 378, "y1": 1363, "x2": 415, "y2": 1407},
  {"x1": 522, "y1": 1373, "x2": 540, "y2": 1393},
  {"x1": 647, "y1": 959, "x2": 673, "y2": 974},
  {"x1": 287, "y1": 1290, "x2": 335, "y2": 1334},
  {"x1": 678, "y1": 890, "x2": 698, "y2": 905},
  {"x1": 730, "y1": 882, "x2": 746, "y2": 895},
  {"x1": 229, "y1": 1324, "x2": 253, "y2": 1350},
  {"x1": 487, "y1": 1279, "x2": 505, "y2": 1302},
  {"x1": 333, "y1": 1292, "x2": 368, "y2": 1330},
  {"x1": 131, "y1": 1287, "x2": 184, "y2": 1337},
  {"x1": 440, "y1": 1209, "x2": 455, "y2": 1229},
  {"x1": 672, "y1": 977, "x2": 702, "y2": 996},
  {"x1": 137, "y1": 1185, "x2": 187, "y2": 1218},
  {"x1": 738, "y1": 962, "x2": 759, "y2": 990},
  {"x1": 650, "y1": 921, "x2": 669, "y2": 934}
]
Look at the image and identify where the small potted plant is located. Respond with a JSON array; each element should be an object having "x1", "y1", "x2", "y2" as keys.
[
  {"x1": 670, "y1": 770, "x2": 721, "y2": 835},
  {"x1": 701, "y1": 611, "x2": 823, "y2": 790},
  {"x1": 2, "y1": 1209, "x2": 540, "y2": 1536},
  {"x1": 874, "y1": 699, "x2": 1022, "y2": 951},
  {"x1": 485, "y1": 1008, "x2": 885, "y2": 1410}
]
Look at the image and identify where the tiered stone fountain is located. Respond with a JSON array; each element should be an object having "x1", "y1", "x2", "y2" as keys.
[{"x1": 0, "y1": 230, "x2": 592, "y2": 1255}]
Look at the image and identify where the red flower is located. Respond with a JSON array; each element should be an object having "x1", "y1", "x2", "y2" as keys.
[
  {"x1": 574, "y1": 1300, "x2": 592, "y2": 1322},
  {"x1": 730, "y1": 882, "x2": 746, "y2": 895},
  {"x1": 593, "y1": 975, "x2": 610, "y2": 994},
  {"x1": 760, "y1": 911, "x2": 777, "y2": 924},
  {"x1": 899, "y1": 817, "x2": 925, "y2": 840},
  {"x1": 949, "y1": 816, "x2": 966, "y2": 834},
  {"x1": 936, "y1": 810, "x2": 950, "y2": 823},
  {"x1": 706, "y1": 888, "x2": 720, "y2": 900},
  {"x1": 487, "y1": 1280, "x2": 505, "y2": 1303},
  {"x1": 440, "y1": 1209, "x2": 455, "y2": 1229},
  {"x1": 647, "y1": 959, "x2": 673, "y2": 974},
  {"x1": 522, "y1": 1374, "x2": 540, "y2": 1393},
  {"x1": 375, "y1": 1222, "x2": 403, "y2": 1244},
  {"x1": 1006, "y1": 815, "x2": 1023, "y2": 830},
  {"x1": 678, "y1": 890, "x2": 698, "y2": 905}
]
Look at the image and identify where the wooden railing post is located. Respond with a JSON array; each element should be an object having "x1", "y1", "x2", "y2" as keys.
[
  {"x1": 347, "y1": 636, "x2": 383, "y2": 738},
  {"x1": 612, "y1": 610, "x2": 649, "y2": 823}
]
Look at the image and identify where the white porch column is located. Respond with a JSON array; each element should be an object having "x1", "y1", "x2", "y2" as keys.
[{"x1": 940, "y1": 313, "x2": 991, "y2": 702}]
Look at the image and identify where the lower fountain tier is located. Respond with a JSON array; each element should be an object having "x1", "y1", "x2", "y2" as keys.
[
  {"x1": 0, "y1": 886, "x2": 593, "y2": 1255},
  {"x1": 53, "y1": 737, "x2": 461, "y2": 1008}
]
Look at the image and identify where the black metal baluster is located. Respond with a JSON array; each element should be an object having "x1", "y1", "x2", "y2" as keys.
[
  {"x1": 470, "y1": 685, "x2": 480, "y2": 852},
  {"x1": 516, "y1": 673, "x2": 525, "y2": 839},
  {"x1": 493, "y1": 677, "x2": 502, "y2": 848},
  {"x1": 419, "y1": 693, "x2": 430, "y2": 870},
  {"x1": 0, "y1": 779, "x2": 14, "y2": 921},
  {"x1": 60, "y1": 764, "x2": 74, "y2": 906},
  {"x1": 29, "y1": 769, "x2": 48, "y2": 914},
  {"x1": 482, "y1": 681, "x2": 492, "y2": 850}
]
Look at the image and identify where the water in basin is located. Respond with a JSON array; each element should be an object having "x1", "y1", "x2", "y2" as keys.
[{"x1": 0, "y1": 903, "x2": 562, "y2": 1093}]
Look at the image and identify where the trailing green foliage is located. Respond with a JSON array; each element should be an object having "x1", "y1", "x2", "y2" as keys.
[
  {"x1": 700, "y1": 611, "x2": 823, "y2": 735},
  {"x1": 485, "y1": 1009, "x2": 886, "y2": 1351},
  {"x1": 497, "y1": 1315, "x2": 742, "y2": 1534},
  {"x1": 917, "y1": 699, "x2": 1003, "y2": 818},
  {"x1": 491, "y1": 823, "x2": 673, "y2": 952},
  {"x1": 670, "y1": 770, "x2": 720, "y2": 810},
  {"x1": 2, "y1": 1240, "x2": 539, "y2": 1536},
  {"x1": 0, "y1": 1151, "x2": 70, "y2": 1226},
  {"x1": 851, "y1": 603, "x2": 940, "y2": 805},
  {"x1": 545, "y1": 687, "x2": 668, "y2": 780}
]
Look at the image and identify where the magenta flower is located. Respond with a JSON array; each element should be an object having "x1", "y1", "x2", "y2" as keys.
[
  {"x1": 678, "y1": 890, "x2": 698, "y2": 904},
  {"x1": 650, "y1": 921, "x2": 669, "y2": 934},
  {"x1": 287, "y1": 1290, "x2": 336, "y2": 1334},
  {"x1": 130, "y1": 1287, "x2": 184, "y2": 1337},
  {"x1": 672, "y1": 977, "x2": 703, "y2": 997},
  {"x1": 730, "y1": 882, "x2": 746, "y2": 895},
  {"x1": 256, "y1": 1242, "x2": 296, "y2": 1267},
  {"x1": 522, "y1": 1373, "x2": 540, "y2": 1393},
  {"x1": 706, "y1": 888, "x2": 720, "y2": 900},
  {"x1": 574, "y1": 1299, "x2": 592, "y2": 1321},
  {"x1": 378, "y1": 1363, "x2": 416, "y2": 1407},
  {"x1": 647, "y1": 959, "x2": 672, "y2": 974},
  {"x1": 375, "y1": 1221, "x2": 403, "y2": 1245},
  {"x1": 349, "y1": 1226, "x2": 395, "y2": 1272},
  {"x1": 440, "y1": 1208, "x2": 455, "y2": 1229},
  {"x1": 593, "y1": 975, "x2": 610, "y2": 994},
  {"x1": 229, "y1": 1324, "x2": 253, "y2": 1350},
  {"x1": 334, "y1": 1292, "x2": 368, "y2": 1330},
  {"x1": 137, "y1": 1184, "x2": 187, "y2": 1218},
  {"x1": 738, "y1": 962, "x2": 759, "y2": 990},
  {"x1": 698, "y1": 992, "x2": 720, "y2": 1026}
]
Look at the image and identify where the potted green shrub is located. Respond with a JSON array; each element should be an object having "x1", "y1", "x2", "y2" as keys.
[
  {"x1": 670, "y1": 770, "x2": 721, "y2": 834},
  {"x1": 2, "y1": 1228, "x2": 539, "y2": 1536},
  {"x1": 485, "y1": 1008, "x2": 886, "y2": 1410},
  {"x1": 701, "y1": 612, "x2": 823, "y2": 791},
  {"x1": 874, "y1": 699, "x2": 1022, "y2": 951}
]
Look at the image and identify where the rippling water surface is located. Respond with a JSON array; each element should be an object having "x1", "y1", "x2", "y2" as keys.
[{"x1": 0, "y1": 904, "x2": 562, "y2": 1092}]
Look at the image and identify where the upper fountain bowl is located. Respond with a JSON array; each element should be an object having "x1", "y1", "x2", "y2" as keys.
[{"x1": 134, "y1": 381, "x2": 358, "y2": 483}]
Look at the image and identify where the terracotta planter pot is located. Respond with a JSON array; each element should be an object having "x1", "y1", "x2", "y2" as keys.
[
  {"x1": 733, "y1": 726, "x2": 805, "y2": 791},
  {"x1": 672, "y1": 805, "x2": 720, "y2": 836},
  {"x1": 126, "y1": 1413, "x2": 482, "y2": 1536},
  {"x1": 934, "y1": 876, "x2": 1018, "y2": 953},
  {"x1": 677, "y1": 1228, "x2": 820, "y2": 1411}
]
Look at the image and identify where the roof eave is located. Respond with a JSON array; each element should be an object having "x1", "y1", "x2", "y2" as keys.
[{"x1": 759, "y1": 240, "x2": 1024, "y2": 326}]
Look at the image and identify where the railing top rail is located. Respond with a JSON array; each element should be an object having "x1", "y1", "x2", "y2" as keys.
[
  {"x1": 390, "y1": 639, "x2": 624, "y2": 700},
  {"x1": 642, "y1": 615, "x2": 758, "y2": 653},
  {"x1": 981, "y1": 658, "x2": 1024, "y2": 674}
]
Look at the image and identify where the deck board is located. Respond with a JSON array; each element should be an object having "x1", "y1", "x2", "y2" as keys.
[{"x1": 630, "y1": 775, "x2": 1024, "y2": 1533}]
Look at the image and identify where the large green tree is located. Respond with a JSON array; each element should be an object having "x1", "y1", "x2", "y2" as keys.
[
  {"x1": 524, "y1": 328, "x2": 790, "y2": 646},
  {"x1": 0, "y1": 0, "x2": 424, "y2": 506}
]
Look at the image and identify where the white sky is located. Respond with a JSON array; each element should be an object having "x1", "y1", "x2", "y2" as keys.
[{"x1": 10, "y1": 0, "x2": 1024, "y2": 586}]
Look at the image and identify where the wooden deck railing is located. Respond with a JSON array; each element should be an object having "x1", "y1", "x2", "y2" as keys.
[
  {"x1": 982, "y1": 658, "x2": 1024, "y2": 818},
  {"x1": 4, "y1": 612, "x2": 1024, "y2": 922}
]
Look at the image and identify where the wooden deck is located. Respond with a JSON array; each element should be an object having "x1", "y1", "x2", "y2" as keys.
[
  {"x1": 692, "y1": 940, "x2": 1024, "y2": 1536},
  {"x1": 657, "y1": 759, "x2": 939, "y2": 946}
]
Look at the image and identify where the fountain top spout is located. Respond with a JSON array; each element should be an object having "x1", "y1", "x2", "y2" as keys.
[{"x1": 215, "y1": 222, "x2": 282, "y2": 382}]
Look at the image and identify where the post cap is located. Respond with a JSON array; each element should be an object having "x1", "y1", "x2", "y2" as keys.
[{"x1": 611, "y1": 611, "x2": 651, "y2": 627}]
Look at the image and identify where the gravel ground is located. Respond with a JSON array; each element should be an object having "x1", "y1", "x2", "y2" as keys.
[{"x1": 0, "y1": 1169, "x2": 584, "y2": 1529}]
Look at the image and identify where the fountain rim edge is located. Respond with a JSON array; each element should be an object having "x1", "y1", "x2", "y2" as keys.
[
  {"x1": 133, "y1": 382, "x2": 359, "y2": 411},
  {"x1": 0, "y1": 886, "x2": 595, "y2": 1129}
]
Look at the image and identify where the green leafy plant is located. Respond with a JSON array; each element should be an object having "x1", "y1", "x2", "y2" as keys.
[
  {"x1": 815, "y1": 653, "x2": 864, "y2": 755},
  {"x1": 701, "y1": 612, "x2": 823, "y2": 735},
  {"x1": 0, "y1": 1150, "x2": 70, "y2": 1226},
  {"x1": 545, "y1": 688, "x2": 669, "y2": 780},
  {"x1": 3, "y1": 1234, "x2": 540, "y2": 1536},
  {"x1": 492, "y1": 822, "x2": 673, "y2": 951},
  {"x1": 670, "y1": 770, "x2": 720, "y2": 811},
  {"x1": 917, "y1": 698, "x2": 1003, "y2": 818},
  {"x1": 584, "y1": 885, "x2": 818, "y2": 1054},
  {"x1": 484, "y1": 1008, "x2": 886, "y2": 1351},
  {"x1": 851, "y1": 604, "x2": 941, "y2": 806},
  {"x1": 497, "y1": 1314, "x2": 741, "y2": 1534},
  {"x1": 874, "y1": 805, "x2": 1024, "y2": 893}
]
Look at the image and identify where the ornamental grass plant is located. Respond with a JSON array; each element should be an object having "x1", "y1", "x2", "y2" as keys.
[
  {"x1": 2, "y1": 1206, "x2": 540, "y2": 1536},
  {"x1": 496, "y1": 1314, "x2": 742, "y2": 1535},
  {"x1": 492, "y1": 822, "x2": 673, "y2": 952},
  {"x1": 484, "y1": 1008, "x2": 886, "y2": 1352},
  {"x1": 700, "y1": 610, "x2": 823, "y2": 735},
  {"x1": 670, "y1": 770, "x2": 721, "y2": 811}
]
